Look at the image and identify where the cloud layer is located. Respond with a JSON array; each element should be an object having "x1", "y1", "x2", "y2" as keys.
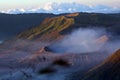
[{"x1": 1, "y1": 2, "x2": 120, "y2": 14}]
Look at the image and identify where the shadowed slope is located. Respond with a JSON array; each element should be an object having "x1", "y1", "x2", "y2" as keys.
[{"x1": 82, "y1": 49, "x2": 120, "y2": 80}]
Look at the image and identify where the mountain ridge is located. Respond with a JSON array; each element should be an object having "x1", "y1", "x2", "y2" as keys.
[
  {"x1": 0, "y1": 12, "x2": 120, "y2": 41},
  {"x1": 17, "y1": 15, "x2": 74, "y2": 42},
  {"x1": 15, "y1": 13, "x2": 120, "y2": 41}
]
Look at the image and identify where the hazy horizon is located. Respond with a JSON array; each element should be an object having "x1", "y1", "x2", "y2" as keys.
[{"x1": 0, "y1": 0, "x2": 120, "y2": 14}]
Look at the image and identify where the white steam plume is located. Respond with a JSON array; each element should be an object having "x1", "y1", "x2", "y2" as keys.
[{"x1": 48, "y1": 28, "x2": 120, "y2": 54}]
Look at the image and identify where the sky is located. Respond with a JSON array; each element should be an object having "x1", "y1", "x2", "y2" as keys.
[{"x1": 0, "y1": 0, "x2": 120, "y2": 13}]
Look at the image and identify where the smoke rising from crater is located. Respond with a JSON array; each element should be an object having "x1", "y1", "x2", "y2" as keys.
[{"x1": 47, "y1": 27, "x2": 120, "y2": 54}]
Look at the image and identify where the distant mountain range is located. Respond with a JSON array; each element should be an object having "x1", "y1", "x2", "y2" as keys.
[{"x1": 1, "y1": 3, "x2": 120, "y2": 14}]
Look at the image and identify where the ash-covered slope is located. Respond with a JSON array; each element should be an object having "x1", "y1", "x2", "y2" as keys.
[{"x1": 82, "y1": 49, "x2": 120, "y2": 80}]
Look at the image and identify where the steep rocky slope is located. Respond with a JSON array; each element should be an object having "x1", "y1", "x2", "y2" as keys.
[{"x1": 82, "y1": 49, "x2": 120, "y2": 80}]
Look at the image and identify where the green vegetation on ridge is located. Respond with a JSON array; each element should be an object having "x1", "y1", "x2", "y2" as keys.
[{"x1": 17, "y1": 15, "x2": 74, "y2": 41}]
